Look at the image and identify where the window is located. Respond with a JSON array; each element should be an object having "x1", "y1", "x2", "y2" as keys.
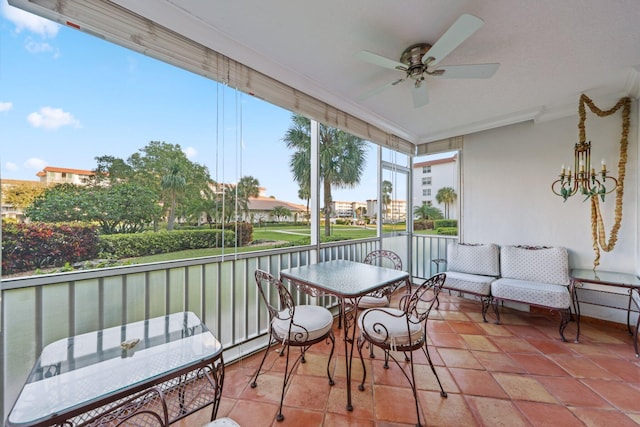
[
  {"x1": 421, "y1": 177, "x2": 431, "y2": 185},
  {"x1": 422, "y1": 166, "x2": 431, "y2": 173}
]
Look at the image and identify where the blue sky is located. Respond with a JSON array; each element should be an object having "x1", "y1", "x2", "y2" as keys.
[{"x1": 0, "y1": 0, "x2": 382, "y2": 203}]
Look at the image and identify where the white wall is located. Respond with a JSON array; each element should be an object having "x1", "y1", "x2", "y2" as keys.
[{"x1": 460, "y1": 100, "x2": 638, "y2": 323}]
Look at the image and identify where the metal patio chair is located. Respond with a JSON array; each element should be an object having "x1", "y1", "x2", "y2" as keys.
[
  {"x1": 250, "y1": 269, "x2": 335, "y2": 422},
  {"x1": 357, "y1": 273, "x2": 447, "y2": 427}
]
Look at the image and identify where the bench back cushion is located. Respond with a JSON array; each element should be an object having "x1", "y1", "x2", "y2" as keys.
[
  {"x1": 500, "y1": 245, "x2": 569, "y2": 285},
  {"x1": 447, "y1": 243, "x2": 500, "y2": 276}
]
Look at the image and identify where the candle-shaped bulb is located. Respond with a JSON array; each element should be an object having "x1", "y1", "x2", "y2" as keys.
[
  {"x1": 601, "y1": 159, "x2": 606, "y2": 171},
  {"x1": 561, "y1": 164, "x2": 565, "y2": 175},
  {"x1": 579, "y1": 159, "x2": 585, "y2": 172}
]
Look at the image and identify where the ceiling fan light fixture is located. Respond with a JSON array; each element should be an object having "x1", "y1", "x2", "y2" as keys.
[{"x1": 355, "y1": 13, "x2": 498, "y2": 107}]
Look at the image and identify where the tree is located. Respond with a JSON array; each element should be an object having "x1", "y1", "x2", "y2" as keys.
[
  {"x1": 435, "y1": 187, "x2": 457, "y2": 219},
  {"x1": 221, "y1": 185, "x2": 239, "y2": 223},
  {"x1": 236, "y1": 175, "x2": 260, "y2": 220},
  {"x1": 298, "y1": 184, "x2": 310, "y2": 223},
  {"x1": 283, "y1": 114, "x2": 367, "y2": 236},
  {"x1": 272, "y1": 206, "x2": 292, "y2": 222},
  {"x1": 184, "y1": 185, "x2": 218, "y2": 227},
  {"x1": 381, "y1": 180, "x2": 392, "y2": 220},
  {"x1": 413, "y1": 204, "x2": 443, "y2": 220},
  {"x1": 25, "y1": 182, "x2": 161, "y2": 234},
  {"x1": 161, "y1": 161, "x2": 186, "y2": 231},
  {"x1": 3, "y1": 181, "x2": 46, "y2": 213},
  {"x1": 95, "y1": 141, "x2": 212, "y2": 230}
]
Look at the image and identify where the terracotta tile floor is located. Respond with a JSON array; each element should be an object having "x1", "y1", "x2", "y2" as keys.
[{"x1": 201, "y1": 293, "x2": 640, "y2": 426}]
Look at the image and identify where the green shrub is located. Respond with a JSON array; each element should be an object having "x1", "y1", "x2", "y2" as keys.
[
  {"x1": 210, "y1": 222, "x2": 253, "y2": 246},
  {"x1": 436, "y1": 227, "x2": 458, "y2": 236},
  {"x1": 434, "y1": 219, "x2": 458, "y2": 228},
  {"x1": 414, "y1": 220, "x2": 435, "y2": 230},
  {"x1": 97, "y1": 229, "x2": 236, "y2": 258},
  {"x1": 2, "y1": 221, "x2": 99, "y2": 274}
]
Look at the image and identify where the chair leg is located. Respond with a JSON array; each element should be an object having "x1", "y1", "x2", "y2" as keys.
[
  {"x1": 356, "y1": 335, "x2": 368, "y2": 391},
  {"x1": 558, "y1": 309, "x2": 570, "y2": 342},
  {"x1": 326, "y1": 332, "x2": 336, "y2": 385},
  {"x1": 422, "y1": 344, "x2": 447, "y2": 398},
  {"x1": 492, "y1": 298, "x2": 501, "y2": 324},
  {"x1": 276, "y1": 344, "x2": 291, "y2": 422},
  {"x1": 405, "y1": 351, "x2": 424, "y2": 427},
  {"x1": 481, "y1": 297, "x2": 491, "y2": 323},
  {"x1": 634, "y1": 310, "x2": 640, "y2": 358},
  {"x1": 250, "y1": 332, "x2": 275, "y2": 388},
  {"x1": 383, "y1": 350, "x2": 390, "y2": 369}
]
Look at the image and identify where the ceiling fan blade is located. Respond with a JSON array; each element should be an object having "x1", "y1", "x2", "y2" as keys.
[
  {"x1": 412, "y1": 83, "x2": 429, "y2": 108},
  {"x1": 423, "y1": 14, "x2": 484, "y2": 67},
  {"x1": 357, "y1": 78, "x2": 405, "y2": 101},
  {"x1": 354, "y1": 50, "x2": 406, "y2": 71},
  {"x1": 434, "y1": 63, "x2": 500, "y2": 79}
]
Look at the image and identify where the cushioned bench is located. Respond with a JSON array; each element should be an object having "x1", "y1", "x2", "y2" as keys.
[
  {"x1": 439, "y1": 242, "x2": 500, "y2": 322},
  {"x1": 491, "y1": 245, "x2": 578, "y2": 342}
]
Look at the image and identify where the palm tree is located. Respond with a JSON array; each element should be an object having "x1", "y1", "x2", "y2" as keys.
[
  {"x1": 298, "y1": 185, "x2": 310, "y2": 223},
  {"x1": 185, "y1": 185, "x2": 219, "y2": 227},
  {"x1": 381, "y1": 180, "x2": 392, "y2": 220},
  {"x1": 161, "y1": 162, "x2": 186, "y2": 231},
  {"x1": 236, "y1": 175, "x2": 260, "y2": 220},
  {"x1": 283, "y1": 114, "x2": 367, "y2": 236},
  {"x1": 413, "y1": 204, "x2": 443, "y2": 220},
  {"x1": 435, "y1": 187, "x2": 457, "y2": 219}
]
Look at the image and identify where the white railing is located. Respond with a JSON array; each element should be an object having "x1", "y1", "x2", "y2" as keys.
[{"x1": 0, "y1": 234, "x2": 454, "y2": 421}]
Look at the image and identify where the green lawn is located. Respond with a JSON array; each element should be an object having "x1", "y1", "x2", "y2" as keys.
[
  {"x1": 131, "y1": 224, "x2": 373, "y2": 264},
  {"x1": 129, "y1": 223, "x2": 441, "y2": 265}
]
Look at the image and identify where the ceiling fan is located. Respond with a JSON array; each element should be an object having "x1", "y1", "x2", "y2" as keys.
[{"x1": 355, "y1": 14, "x2": 500, "y2": 108}]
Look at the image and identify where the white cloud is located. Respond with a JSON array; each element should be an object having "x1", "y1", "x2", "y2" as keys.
[
  {"x1": 24, "y1": 157, "x2": 47, "y2": 170},
  {"x1": 27, "y1": 107, "x2": 81, "y2": 130},
  {"x1": 2, "y1": 0, "x2": 59, "y2": 38},
  {"x1": 4, "y1": 161, "x2": 18, "y2": 171},
  {"x1": 25, "y1": 37, "x2": 55, "y2": 54},
  {"x1": 184, "y1": 146, "x2": 197, "y2": 159},
  {"x1": 0, "y1": 101, "x2": 13, "y2": 112}
]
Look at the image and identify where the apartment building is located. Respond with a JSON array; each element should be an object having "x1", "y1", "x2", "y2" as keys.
[
  {"x1": 366, "y1": 198, "x2": 407, "y2": 222},
  {"x1": 36, "y1": 166, "x2": 95, "y2": 185},
  {"x1": 412, "y1": 152, "x2": 458, "y2": 219},
  {"x1": 331, "y1": 200, "x2": 367, "y2": 218}
]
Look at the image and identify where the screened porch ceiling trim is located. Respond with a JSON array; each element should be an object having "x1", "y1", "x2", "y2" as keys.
[{"x1": 17, "y1": 0, "x2": 416, "y2": 156}]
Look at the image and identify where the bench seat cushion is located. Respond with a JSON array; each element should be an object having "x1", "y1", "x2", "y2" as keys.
[
  {"x1": 491, "y1": 278, "x2": 571, "y2": 309},
  {"x1": 447, "y1": 243, "x2": 500, "y2": 276},
  {"x1": 500, "y1": 246, "x2": 569, "y2": 285},
  {"x1": 443, "y1": 271, "x2": 495, "y2": 296}
]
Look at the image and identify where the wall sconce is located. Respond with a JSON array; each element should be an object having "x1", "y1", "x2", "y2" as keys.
[{"x1": 551, "y1": 140, "x2": 618, "y2": 202}]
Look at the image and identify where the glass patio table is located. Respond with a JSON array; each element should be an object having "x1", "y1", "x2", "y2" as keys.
[
  {"x1": 280, "y1": 259, "x2": 410, "y2": 411},
  {"x1": 6, "y1": 311, "x2": 224, "y2": 427}
]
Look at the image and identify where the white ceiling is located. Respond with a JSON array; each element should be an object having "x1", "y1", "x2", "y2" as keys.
[{"x1": 18, "y1": 0, "x2": 640, "y2": 148}]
